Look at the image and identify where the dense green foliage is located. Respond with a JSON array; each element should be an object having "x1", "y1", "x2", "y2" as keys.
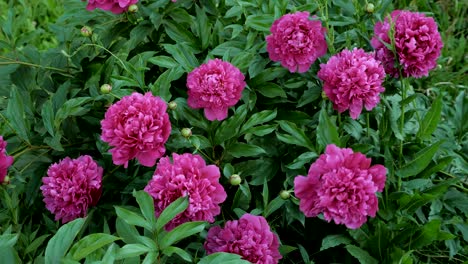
[{"x1": 0, "y1": 0, "x2": 466, "y2": 263}]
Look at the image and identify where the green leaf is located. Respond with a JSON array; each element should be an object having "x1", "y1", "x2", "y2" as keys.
[
  {"x1": 245, "y1": 14, "x2": 275, "y2": 32},
  {"x1": 156, "y1": 196, "x2": 189, "y2": 233},
  {"x1": 214, "y1": 105, "x2": 248, "y2": 145},
  {"x1": 0, "y1": 234, "x2": 18, "y2": 248},
  {"x1": 195, "y1": 5, "x2": 211, "y2": 50},
  {"x1": 115, "y1": 218, "x2": 140, "y2": 244},
  {"x1": 417, "y1": 95, "x2": 442, "y2": 140},
  {"x1": 45, "y1": 218, "x2": 86, "y2": 264},
  {"x1": 320, "y1": 235, "x2": 351, "y2": 251},
  {"x1": 264, "y1": 196, "x2": 286, "y2": 218},
  {"x1": 240, "y1": 109, "x2": 277, "y2": 134},
  {"x1": 54, "y1": 97, "x2": 92, "y2": 128},
  {"x1": 197, "y1": 252, "x2": 251, "y2": 264},
  {"x1": 41, "y1": 100, "x2": 55, "y2": 137},
  {"x1": 244, "y1": 124, "x2": 277, "y2": 137},
  {"x1": 115, "y1": 244, "x2": 151, "y2": 260},
  {"x1": 286, "y1": 152, "x2": 318, "y2": 170},
  {"x1": 227, "y1": 142, "x2": 266, "y2": 158},
  {"x1": 6, "y1": 86, "x2": 30, "y2": 143},
  {"x1": 133, "y1": 190, "x2": 156, "y2": 230},
  {"x1": 256, "y1": 82, "x2": 287, "y2": 98},
  {"x1": 159, "y1": 221, "x2": 206, "y2": 249},
  {"x1": 115, "y1": 206, "x2": 151, "y2": 231},
  {"x1": 397, "y1": 141, "x2": 443, "y2": 178},
  {"x1": 25, "y1": 234, "x2": 50, "y2": 255},
  {"x1": 68, "y1": 233, "x2": 120, "y2": 261},
  {"x1": 163, "y1": 43, "x2": 199, "y2": 72},
  {"x1": 276, "y1": 120, "x2": 315, "y2": 151},
  {"x1": 148, "y1": 56, "x2": 178, "y2": 68},
  {"x1": 162, "y1": 246, "x2": 192, "y2": 262},
  {"x1": 345, "y1": 245, "x2": 378, "y2": 264},
  {"x1": 317, "y1": 107, "x2": 340, "y2": 150},
  {"x1": 410, "y1": 219, "x2": 441, "y2": 249}
]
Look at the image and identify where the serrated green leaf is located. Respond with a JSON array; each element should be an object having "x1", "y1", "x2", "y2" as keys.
[
  {"x1": 45, "y1": 218, "x2": 86, "y2": 264},
  {"x1": 397, "y1": 141, "x2": 443, "y2": 178},
  {"x1": 156, "y1": 196, "x2": 189, "y2": 233}
]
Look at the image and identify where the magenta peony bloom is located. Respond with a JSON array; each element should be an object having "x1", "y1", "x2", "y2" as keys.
[
  {"x1": 41, "y1": 155, "x2": 103, "y2": 223},
  {"x1": 85, "y1": 0, "x2": 138, "y2": 14},
  {"x1": 144, "y1": 153, "x2": 227, "y2": 230},
  {"x1": 317, "y1": 48, "x2": 386, "y2": 119},
  {"x1": 0, "y1": 136, "x2": 14, "y2": 184},
  {"x1": 294, "y1": 144, "x2": 387, "y2": 229},
  {"x1": 204, "y1": 213, "x2": 282, "y2": 264},
  {"x1": 186, "y1": 59, "x2": 245, "y2": 121},
  {"x1": 266, "y1": 11, "x2": 327, "y2": 73},
  {"x1": 101, "y1": 92, "x2": 171, "y2": 168},
  {"x1": 371, "y1": 10, "x2": 443, "y2": 78}
]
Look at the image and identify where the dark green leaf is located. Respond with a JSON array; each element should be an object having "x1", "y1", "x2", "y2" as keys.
[
  {"x1": 115, "y1": 244, "x2": 151, "y2": 260},
  {"x1": 256, "y1": 82, "x2": 287, "y2": 98},
  {"x1": 245, "y1": 14, "x2": 274, "y2": 32},
  {"x1": 133, "y1": 191, "x2": 156, "y2": 231},
  {"x1": 264, "y1": 196, "x2": 285, "y2": 218},
  {"x1": 214, "y1": 105, "x2": 248, "y2": 145},
  {"x1": 227, "y1": 143, "x2": 266, "y2": 158},
  {"x1": 163, "y1": 43, "x2": 199, "y2": 72},
  {"x1": 68, "y1": 233, "x2": 120, "y2": 261},
  {"x1": 397, "y1": 141, "x2": 443, "y2": 178},
  {"x1": 276, "y1": 120, "x2": 315, "y2": 151},
  {"x1": 156, "y1": 196, "x2": 189, "y2": 233},
  {"x1": 241, "y1": 110, "x2": 277, "y2": 134},
  {"x1": 417, "y1": 95, "x2": 442, "y2": 140},
  {"x1": 317, "y1": 107, "x2": 340, "y2": 150},
  {"x1": 410, "y1": 219, "x2": 441, "y2": 249},
  {"x1": 320, "y1": 235, "x2": 352, "y2": 251},
  {"x1": 148, "y1": 56, "x2": 178, "y2": 68},
  {"x1": 41, "y1": 100, "x2": 55, "y2": 137},
  {"x1": 162, "y1": 246, "x2": 192, "y2": 262},
  {"x1": 115, "y1": 206, "x2": 151, "y2": 231},
  {"x1": 345, "y1": 245, "x2": 378, "y2": 264},
  {"x1": 6, "y1": 86, "x2": 30, "y2": 143},
  {"x1": 159, "y1": 221, "x2": 206, "y2": 249}
]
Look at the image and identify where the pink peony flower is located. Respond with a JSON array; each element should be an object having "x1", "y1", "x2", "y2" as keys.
[
  {"x1": 186, "y1": 59, "x2": 245, "y2": 121},
  {"x1": 41, "y1": 155, "x2": 103, "y2": 223},
  {"x1": 101, "y1": 92, "x2": 171, "y2": 168},
  {"x1": 144, "y1": 153, "x2": 227, "y2": 230},
  {"x1": 266, "y1": 11, "x2": 327, "y2": 73},
  {"x1": 294, "y1": 144, "x2": 387, "y2": 229},
  {"x1": 85, "y1": 0, "x2": 138, "y2": 14},
  {"x1": 317, "y1": 48, "x2": 386, "y2": 119},
  {"x1": 371, "y1": 10, "x2": 443, "y2": 78},
  {"x1": 204, "y1": 213, "x2": 282, "y2": 264},
  {"x1": 0, "y1": 136, "x2": 14, "y2": 184}
]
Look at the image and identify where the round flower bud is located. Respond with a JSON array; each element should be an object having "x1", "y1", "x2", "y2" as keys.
[
  {"x1": 2, "y1": 175, "x2": 10, "y2": 185},
  {"x1": 168, "y1": 101, "x2": 177, "y2": 110},
  {"x1": 366, "y1": 3, "x2": 375, "y2": 13},
  {"x1": 279, "y1": 190, "x2": 291, "y2": 200},
  {"x1": 100, "y1": 84, "x2": 112, "y2": 94},
  {"x1": 128, "y1": 4, "x2": 138, "y2": 13},
  {"x1": 181, "y1": 128, "x2": 192, "y2": 138},
  {"x1": 80, "y1": 26, "x2": 93, "y2": 37},
  {"x1": 229, "y1": 174, "x2": 241, "y2": 186}
]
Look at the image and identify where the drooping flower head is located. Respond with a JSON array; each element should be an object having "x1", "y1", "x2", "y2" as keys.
[
  {"x1": 41, "y1": 155, "x2": 103, "y2": 223},
  {"x1": 187, "y1": 59, "x2": 246, "y2": 121},
  {"x1": 371, "y1": 10, "x2": 443, "y2": 78},
  {"x1": 294, "y1": 144, "x2": 387, "y2": 229},
  {"x1": 85, "y1": 0, "x2": 138, "y2": 14},
  {"x1": 144, "y1": 153, "x2": 227, "y2": 230},
  {"x1": 317, "y1": 48, "x2": 386, "y2": 119},
  {"x1": 101, "y1": 92, "x2": 171, "y2": 168},
  {"x1": 266, "y1": 11, "x2": 327, "y2": 73},
  {"x1": 204, "y1": 214, "x2": 282, "y2": 264},
  {"x1": 0, "y1": 136, "x2": 14, "y2": 184}
]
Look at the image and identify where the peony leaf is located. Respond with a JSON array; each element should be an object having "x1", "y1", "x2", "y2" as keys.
[
  {"x1": 396, "y1": 141, "x2": 443, "y2": 178},
  {"x1": 6, "y1": 86, "x2": 30, "y2": 143},
  {"x1": 155, "y1": 196, "x2": 189, "y2": 233},
  {"x1": 159, "y1": 221, "x2": 206, "y2": 249},
  {"x1": 68, "y1": 233, "x2": 120, "y2": 261},
  {"x1": 227, "y1": 142, "x2": 266, "y2": 158},
  {"x1": 115, "y1": 244, "x2": 151, "y2": 260},
  {"x1": 162, "y1": 246, "x2": 193, "y2": 262},
  {"x1": 163, "y1": 43, "x2": 199, "y2": 72},
  {"x1": 264, "y1": 196, "x2": 286, "y2": 218},
  {"x1": 240, "y1": 109, "x2": 277, "y2": 134},
  {"x1": 133, "y1": 190, "x2": 156, "y2": 231},
  {"x1": 45, "y1": 217, "x2": 86, "y2": 264},
  {"x1": 320, "y1": 234, "x2": 351, "y2": 251},
  {"x1": 417, "y1": 95, "x2": 442, "y2": 140},
  {"x1": 148, "y1": 56, "x2": 178, "y2": 68},
  {"x1": 114, "y1": 206, "x2": 152, "y2": 231},
  {"x1": 276, "y1": 120, "x2": 315, "y2": 151},
  {"x1": 197, "y1": 252, "x2": 251, "y2": 264},
  {"x1": 317, "y1": 107, "x2": 340, "y2": 151},
  {"x1": 214, "y1": 105, "x2": 248, "y2": 145},
  {"x1": 256, "y1": 82, "x2": 287, "y2": 98},
  {"x1": 245, "y1": 14, "x2": 275, "y2": 32},
  {"x1": 345, "y1": 245, "x2": 378, "y2": 264}
]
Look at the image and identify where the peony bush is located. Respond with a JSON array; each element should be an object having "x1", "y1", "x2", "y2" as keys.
[{"x1": 0, "y1": 0, "x2": 466, "y2": 263}]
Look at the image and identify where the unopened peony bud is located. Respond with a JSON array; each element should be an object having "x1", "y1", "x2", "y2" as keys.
[
  {"x1": 168, "y1": 101, "x2": 177, "y2": 110},
  {"x1": 128, "y1": 4, "x2": 138, "y2": 13},
  {"x1": 229, "y1": 174, "x2": 241, "y2": 186},
  {"x1": 321, "y1": 91, "x2": 328, "y2": 100},
  {"x1": 366, "y1": 3, "x2": 375, "y2": 13},
  {"x1": 100, "y1": 84, "x2": 112, "y2": 94},
  {"x1": 2, "y1": 175, "x2": 10, "y2": 185},
  {"x1": 80, "y1": 26, "x2": 93, "y2": 37},
  {"x1": 279, "y1": 190, "x2": 291, "y2": 200},
  {"x1": 181, "y1": 128, "x2": 192, "y2": 138}
]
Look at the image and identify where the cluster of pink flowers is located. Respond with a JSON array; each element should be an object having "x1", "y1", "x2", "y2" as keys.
[
  {"x1": 204, "y1": 213, "x2": 282, "y2": 264},
  {"x1": 318, "y1": 48, "x2": 386, "y2": 119},
  {"x1": 187, "y1": 59, "x2": 246, "y2": 121},
  {"x1": 294, "y1": 144, "x2": 386, "y2": 229},
  {"x1": 85, "y1": 0, "x2": 138, "y2": 14},
  {"x1": 41, "y1": 155, "x2": 103, "y2": 223},
  {"x1": 101, "y1": 92, "x2": 171, "y2": 168},
  {"x1": 0, "y1": 136, "x2": 14, "y2": 184},
  {"x1": 144, "y1": 153, "x2": 227, "y2": 230},
  {"x1": 266, "y1": 11, "x2": 327, "y2": 73},
  {"x1": 371, "y1": 10, "x2": 443, "y2": 78}
]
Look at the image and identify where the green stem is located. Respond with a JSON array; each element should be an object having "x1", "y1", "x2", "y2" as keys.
[{"x1": 0, "y1": 55, "x2": 72, "y2": 74}]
